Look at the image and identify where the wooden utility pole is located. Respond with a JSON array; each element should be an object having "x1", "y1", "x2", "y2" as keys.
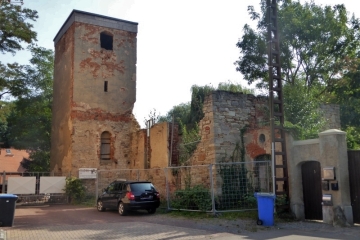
[{"x1": 267, "y1": 0, "x2": 289, "y2": 206}]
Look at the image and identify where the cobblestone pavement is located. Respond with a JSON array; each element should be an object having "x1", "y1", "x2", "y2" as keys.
[
  {"x1": 1, "y1": 205, "x2": 359, "y2": 240},
  {"x1": 4, "y1": 222, "x2": 238, "y2": 240}
]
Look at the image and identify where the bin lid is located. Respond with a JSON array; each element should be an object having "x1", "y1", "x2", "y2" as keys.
[
  {"x1": 254, "y1": 192, "x2": 276, "y2": 198},
  {"x1": 0, "y1": 194, "x2": 18, "y2": 199}
]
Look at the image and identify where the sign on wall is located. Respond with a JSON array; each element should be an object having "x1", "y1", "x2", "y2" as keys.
[{"x1": 79, "y1": 168, "x2": 97, "y2": 179}]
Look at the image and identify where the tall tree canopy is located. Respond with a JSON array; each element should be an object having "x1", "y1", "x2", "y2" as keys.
[
  {"x1": 0, "y1": 1, "x2": 39, "y2": 101},
  {"x1": 0, "y1": 1, "x2": 38, "y2": 54},
  {"x1": 235, "y1": 0, "x2": 360, "y2": 94},
  {"x1": 2, "y1": 45, "x2": 53, "y2": 172},
  {"x1": 235, "y1": 0, "x2": 360, "y2": 144}
]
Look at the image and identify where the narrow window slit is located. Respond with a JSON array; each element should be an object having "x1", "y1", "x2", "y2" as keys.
[{"x1": 104, "y1": 81, "x2": 108, "y2": 92}]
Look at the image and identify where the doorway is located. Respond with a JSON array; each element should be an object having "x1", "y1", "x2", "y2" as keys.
[{"x1": 301, "y1": 161, "x2": 322, "y2": 220}]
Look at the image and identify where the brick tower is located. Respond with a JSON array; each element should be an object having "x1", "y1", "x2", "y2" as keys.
[{"x1": 50, "y1": 10, "x2": 139, "y2": 175}]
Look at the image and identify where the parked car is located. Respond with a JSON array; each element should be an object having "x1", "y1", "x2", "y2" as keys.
[{"x1": 97, "y1": 180, "x2": 160, "y2": 215}]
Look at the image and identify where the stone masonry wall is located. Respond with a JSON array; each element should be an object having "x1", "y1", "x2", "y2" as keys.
[
  {"x1": 190, "y1": 91, "x2": 269, "y2": 166},
  {"x1": 320, "y1": 104, "x2": 341, "y2": 130}
]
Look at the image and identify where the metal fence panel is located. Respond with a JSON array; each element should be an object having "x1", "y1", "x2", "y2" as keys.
[
  {"x1": 213, "y1": 161, "x2": 271, "y2": 212},
  {"x1": 1, "y1": 172, "x2": 70, "y2": 205},
  {"x1": 165, "y1": 165, "x2": 212, "y2": 212}
]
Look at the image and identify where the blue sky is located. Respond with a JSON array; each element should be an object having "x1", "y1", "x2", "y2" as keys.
[{"x1": 1, "y1": 0, "x2": 359, "y2": 127}]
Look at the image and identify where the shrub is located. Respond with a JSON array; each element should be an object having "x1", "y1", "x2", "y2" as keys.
[
  {"x1": 171, "y1": 185, "x2": 212, "y2": 212},
  {"x1": 64, "y1": 177, "x2": 85, "y2": 204}
]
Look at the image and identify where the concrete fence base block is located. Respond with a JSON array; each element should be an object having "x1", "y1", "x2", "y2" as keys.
[
  {"x1": 343, "y1": 206, "x2": 353, "y2": 225},
  {"x1": 291, "y1": 203, "x2": 304, "y2": 220},
  {"x1": 333, "y1": 206, "x2": 351, "y2": 227},
  {"x1": 0, "y1": 229, "x2": 6, "y2": 240},
  {"x1": 322, "y1": 206, "x2": 334, "y2": 224}
]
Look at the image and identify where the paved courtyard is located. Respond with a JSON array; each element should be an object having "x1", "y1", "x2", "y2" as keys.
[{"x1": 1, "y1": 205, "x2": 359, "y2": 239}]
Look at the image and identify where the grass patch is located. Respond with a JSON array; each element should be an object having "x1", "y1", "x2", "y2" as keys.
[
  {"x1": 160, "y1": 209, "x2": 258, "y2": 220},
  {"x1": 160, "y1": 208, "x2": 297, "y2": 223},
  {"x1": 219, "y1": 211, "x2": 258, "y2": 220},
  {"x1": 166, "y1": 210, "x2": 212, "y2": 219},
  {"x1": 275, "y1": 211, "x2": 297, "y2": 222},
  {"x1": 74, "y1": 196, "x2": 96, "y2": 207}
]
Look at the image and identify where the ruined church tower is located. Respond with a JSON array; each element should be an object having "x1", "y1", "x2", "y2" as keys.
[{"x1": 50, "y1": 10, "x2": 139, "y2": 175}]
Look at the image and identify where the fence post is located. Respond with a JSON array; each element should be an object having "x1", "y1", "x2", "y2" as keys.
[
  {"x1": 95, "y1": 170, "x2": 99, "y2": 207},
  {"x1": 1, "y1": 171, "x2": 5, "y2": 193},
  {"x1": 209, "y1": 164, "x2": 216, "y2": 215},
  {"x1": 165, "y1": 168, "x2": 170, "y2": 211}
]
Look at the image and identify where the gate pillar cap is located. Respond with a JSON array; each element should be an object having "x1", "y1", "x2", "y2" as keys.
[{"x1": 319, "y1": 129, "x2": 345, "y2": 136}]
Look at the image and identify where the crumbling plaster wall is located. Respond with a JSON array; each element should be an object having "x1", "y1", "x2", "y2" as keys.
[
  {"x1": 129, "y1": 122, "x2": 174, "y2": 169},
  {"x1": 50, "y1": 24, "x2": 75, "y2": 173},
  {"x1": 150, "y1": 122, "x2": 170, "y2": 169},
  {"x1": 130, "y1": 129, "x2": 146, "y2": 169},
  {"x1": 51, "y1": 16, "x2": 139, "y2": 176},
  {"x1": 70, "y1": 22, "x2": 139, "y2": 175}
]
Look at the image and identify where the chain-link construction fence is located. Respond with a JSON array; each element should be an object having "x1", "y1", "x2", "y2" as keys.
[{"x1": 96, "y1": 161, "x2": 271, "y2": 213}]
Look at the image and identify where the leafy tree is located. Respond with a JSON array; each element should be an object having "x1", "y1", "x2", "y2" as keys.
[
  {"x1": 217, "y1": 80, "x2": 255, "y2": 94},
  {"x1": 0, "y1": 100, "x2": 14, "y2": 143},
  {"x1": 0, "y1": 1, "x2": 38, "y2": 54},
  {"x1": 189, "y1": 82, "x2": 254, "y2": 127},
  {"x1": 283, "y1": 81, "x2": 326, "y2": 139},
  {"x1": 160, "y1": 81, "x2": 253, "y2": 131},
  {"x1": 158, "y1": 102, "x2": 191, "y2": 125},
  {"x1": 3, "y1": 46, "x2": 53, "y2": 171},
  {"x1": 235, "y1": 0, "x2": 360, "y2": 141},
  {"x1": 235, "y1": 0, "x2": 360, "y2": 93},
  {"x1": 21, "y1": 151, "x2": 50, "y2": 172}
]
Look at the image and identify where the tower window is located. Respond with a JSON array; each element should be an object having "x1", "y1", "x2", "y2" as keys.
[
  {"x1": 100, "y1": 131, "x2": 111, "y2": 160},
  {"x1": 104, "y1": 81, "x2": 108, "y2": 92},
  {"x1": 100, "y1": 32, "x2": 113, "y2": 50}
]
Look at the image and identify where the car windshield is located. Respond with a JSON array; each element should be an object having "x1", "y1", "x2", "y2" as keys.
[{"x1": 130, "y1": 183, "x2": 155, "y2": 192}]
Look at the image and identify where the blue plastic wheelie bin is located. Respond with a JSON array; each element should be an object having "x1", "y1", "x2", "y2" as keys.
[{"x1": 254, "y1": 192, "x2": 276, "y2": 226}]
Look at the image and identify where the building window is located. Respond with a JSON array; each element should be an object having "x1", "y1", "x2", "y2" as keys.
[
  {"x1": 100, "y1": 131, "x2": 111, "y2": 160},
  {"x1": 100, "y1": 32, "x2": 113, "y2": 50},
  {"x1": 5, "y1": 149, "x2": 13, "y2": 156},
  {"x1": 104, "y1": 81, "x2": 108, "y2": 92},
  {"x1": 255, "y1": 154, "x2": 271, "y2": 192}
]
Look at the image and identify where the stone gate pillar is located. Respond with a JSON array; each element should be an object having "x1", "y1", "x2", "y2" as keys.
[{"x1": 319, "y1": 129, "x2": 353, "y2": 225}]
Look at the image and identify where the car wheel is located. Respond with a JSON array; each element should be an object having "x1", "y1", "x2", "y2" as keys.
[
  {"x1": 147, "y1": 208, "x2": 156, "y2": 214},
  {"x1": 97, "y1": 200, "x2": 105, "y2": 212},
  {"x1": 118, "y1": 202, "x2": 127, "y2": 216}
]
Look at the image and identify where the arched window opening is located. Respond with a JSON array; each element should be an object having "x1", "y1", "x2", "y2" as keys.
[
  {"x1": 255, "y1": 154, "x2": 271, "y2": 192},
  {"x1": 100, "y1": 32, "x2": 113, "y2": 50},
  {"x1": 100, "y1": 131, "x2": 111, "y2": 160}
]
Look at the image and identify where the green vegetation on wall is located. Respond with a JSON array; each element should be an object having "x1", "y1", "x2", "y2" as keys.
[{"x1": 217, "y1": 126, "x2": 251, "y2": 209}]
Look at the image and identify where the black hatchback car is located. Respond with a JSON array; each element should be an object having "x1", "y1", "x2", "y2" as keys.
[{"x1": 97, "y1": 180, "x2": 160, "y2": 215}]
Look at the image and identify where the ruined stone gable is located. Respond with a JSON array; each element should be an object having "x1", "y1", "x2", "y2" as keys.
[
  {"x1": 188, "y1": 91, "x2": 270, "y2": 165},
  {"x1": 50, "y1": 10, "x2": 139, "y2": 176},
  {"x1": 189, "y1": 91, "x2": 341, "y2": 165}
]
